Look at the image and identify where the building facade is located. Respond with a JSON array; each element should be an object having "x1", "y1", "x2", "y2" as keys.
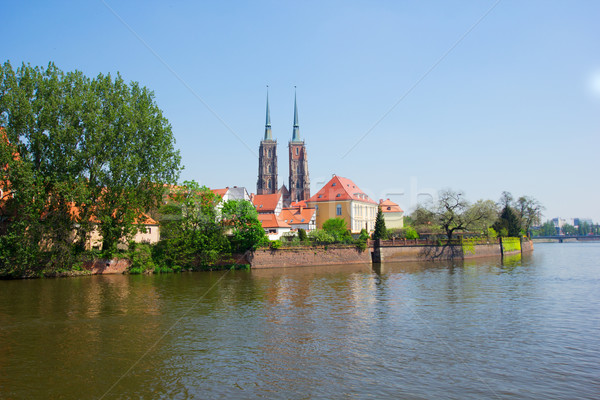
[
  {"x1": 288, "y1": 91, "x2": 310, "y2": 203},
  {"x1": 306, "y1": 175, "x2": 377, "y2": 234},
  {"x1": 379, "y1": 198, "x2": 404, "y2": 229},
  {"x1": 257, "y1": 91, "x2": 278, "y2": 195},
  {"x1": 257, "y1": 89, "x2": 310, "y2": 202}
]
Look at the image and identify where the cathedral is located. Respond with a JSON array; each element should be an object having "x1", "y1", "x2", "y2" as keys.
[{"x1": 257, "y1": 89, "x2": 310, "y2": 205}]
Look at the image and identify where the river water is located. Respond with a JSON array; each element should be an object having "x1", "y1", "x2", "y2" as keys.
[{"x1": 0, "y1": 243, "x2": 599, "y2": 399}]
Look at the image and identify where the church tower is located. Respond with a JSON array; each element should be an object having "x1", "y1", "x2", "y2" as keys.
[
  {"x1": 257, "y1": 89, "x2": 278, "y2": 195},
  {"x1": 288, "y1": 89, "x2": 310, "y2": 203}
]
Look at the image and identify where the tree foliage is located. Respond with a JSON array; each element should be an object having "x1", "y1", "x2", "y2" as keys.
[
  {"x1": 155, "y1": 181, "x2": 228, "y2": 268},
  {"x1": 322, "y1": 217, "x2": 352, "y2": 243},
  {"x1": 373, "y1": 206, "x2": 387, "y2": 240},
  {"x1": 0, "y1": 61, "x2": 181, "y2": 273},
  {"x1": 493, "y1": 205, "x2": 521, "y2": 237},
  {"x1": 515, "y1": 196, "x2": 544, "y2": 237},
  {"x1": 427, "y1": 189, "x2": 499, "y2": 240},
  {"x1": 221, "y1": 199, "x2": 268, "y2": 252}
]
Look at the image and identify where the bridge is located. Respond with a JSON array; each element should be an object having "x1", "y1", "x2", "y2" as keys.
[{"x1": 534, "y1": 235, "x2": 600, "y2": 243}]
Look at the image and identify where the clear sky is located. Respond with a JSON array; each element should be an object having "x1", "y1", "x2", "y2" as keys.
[{"x1": 3, "y1": 1, "x2": 599, "y2": 222}]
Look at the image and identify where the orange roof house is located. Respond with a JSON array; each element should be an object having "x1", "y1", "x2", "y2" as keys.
[
  {"x1": 279, "y1": 206, "x2": 316, "y2": 231},
  {"x1": 379, "y1": 198, "x2": 404, "y2": 229},
  {"x1": 306, "y1": 175, "x2": 378, "y2": 233},
  {"x1": 252, "y1": 193, "x2": 283, "y2": 215},
  {"x1": 257, "y1": 213, "x2": 291, "y2": 240}
]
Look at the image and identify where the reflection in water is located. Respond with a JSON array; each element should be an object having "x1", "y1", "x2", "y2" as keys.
[{"x1": 1, "y1": 244, "x2": 599, "y2": 399}]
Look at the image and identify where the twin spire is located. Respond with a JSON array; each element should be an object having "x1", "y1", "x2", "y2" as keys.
[{"x1": 263, "y1": 87, "x2": 301, "y2": 142}]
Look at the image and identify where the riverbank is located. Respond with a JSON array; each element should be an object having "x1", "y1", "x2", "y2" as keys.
[{"x1": 1, "y1": 238, "x2": 534, "y2": 278}]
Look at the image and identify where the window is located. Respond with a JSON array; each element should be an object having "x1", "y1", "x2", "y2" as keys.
[
  {"x1": 336, "y1": 193, "x2": 341, "y2": 197},
  {"x1": 296, "y1": 147, "x2": 299, "y2": 155},
  {"x1": 148, "y1": 227, "x2": 152, "y2": 234},
  {"x1": 332, "y1": 182, "x2": 336, "y2": 186},
  {"x1": 267, "y1": 179, "x2": 271, "y2": 189},
  {"x1": 336, "y1": 204, "x2": 342, "y2": 216},
  {"x1": 315, "y1": 205, "x2": 319, "y2": 215},
  {"x1": 267, "y1": 149, "x2": 272, "y2": 157},
  {"x1": 318, "y1": 195, "x2": 322, "y2": 198},
  {"x1": 267, "y1": 165, "x2": 271, "y2": 173}
]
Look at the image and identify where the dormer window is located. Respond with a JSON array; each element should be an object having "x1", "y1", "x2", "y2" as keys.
[
  {"x1": 332, "y1": 183, "x2": 336, "y2": 186},
  {"x1": 318, "y1": 195, "x2": 322, "y2": 198},
  {"x1": 336, "y1": 194, "x2": 341, "y2": 197}
]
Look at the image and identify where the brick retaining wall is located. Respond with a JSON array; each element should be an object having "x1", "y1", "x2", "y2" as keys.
[{"x1": 249, "y1": 246, "x2": 371, "y2": 269}]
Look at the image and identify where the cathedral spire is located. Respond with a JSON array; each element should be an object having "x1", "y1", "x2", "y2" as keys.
[
  {"x1": 264, "y1": 86, "x2": 272, "y2": 140},
  {"x1": 292, "y1": 87, "x2": 301, "y2": 142}
]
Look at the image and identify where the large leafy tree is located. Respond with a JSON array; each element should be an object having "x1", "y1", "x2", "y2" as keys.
[
  {"x1": 156, "y1": 181, "x2": 228, "y2": 268},
  {"x1": 221, "y1": 199, "x2": 268, "y2": 252},
  {"x1": 0, "y1": 61, "x2": 180, "y2": 271}
]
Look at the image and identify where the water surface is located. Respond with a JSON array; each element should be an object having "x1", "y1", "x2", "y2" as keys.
[{"x1": 1, "y1": 243, "x2": 599, "y2": 399}]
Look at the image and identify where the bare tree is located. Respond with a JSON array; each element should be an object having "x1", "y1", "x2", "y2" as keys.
[
  {"x1": 515, "y1": 196, "x2": 544, "y2": 237},
  {"x1": 433, "y1": 189, "x2": 498, "y2": 240}
]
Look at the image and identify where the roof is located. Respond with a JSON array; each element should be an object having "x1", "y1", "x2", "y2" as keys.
[
  {"x1": 290, "y1": 200, "x2": 307, "y2": 208},
  {"x1": 257, "y1": 213, "x2": 290, "y2": 229},
  {"x1": 379, "y1": 198, "x2": 404, "y2": 213},
  {"x1": 307, "y1": 175, "x2": 376, "y2": 204},
  {"x1": 280, "y1": 207, "x2": 315, "y2": 226},
  {"x1": 252, "y1": 193, "x2": 281, "y2": 212},
  {"x1": 211, "y1": 188, "x2": 228, "y2": 198}
]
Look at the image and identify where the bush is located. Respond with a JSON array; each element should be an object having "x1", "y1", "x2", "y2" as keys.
[
  {"x1": 298, "y1": 229, "x2": 308, "y2": 242},
  {"x1": 308, "y1": 229, "x2": 335, "y2": 244},
  {"x1": 270, "y1": 240, "x2": 282, "y2": 249},
  {"x1": 405, "y1": 226, "x2": 419, "y2": 240},
  {"x1": 128, "y1": 243, "x2": 155, "y2": 272}
]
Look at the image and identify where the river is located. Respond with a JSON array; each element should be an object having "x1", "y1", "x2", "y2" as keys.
[{"x1": 1, "y1": 242, "x2": 599, "y2": 399}]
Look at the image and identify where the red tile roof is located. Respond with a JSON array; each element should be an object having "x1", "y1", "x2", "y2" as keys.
[
  {"x1": 257, "y1": 213, "x2": 290, "y2": 228},
  {"x1": 252, "y1": 193, "x2": 281, "y2": 213},
  {"x1": 307, "y1": 175, "x2": 376, "y2": 204},
  {"x1": 280, "y1": 207, "x2": 315, "y2": 226},
  {"x1": 211, "y1": 188, "x2": 229, "y2": 198},
  {"x1": 379, "y1": 198, "x2": 404, "y2": 213}
]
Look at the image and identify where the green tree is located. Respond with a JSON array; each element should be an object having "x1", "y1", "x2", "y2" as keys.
[
  {"x1": 298, "y1": 228, "x2": 308, "y2": 242},
  {"x1": 404, "y1": 226, "x2": 419, "y2": 240},
  {"x1": 561, "y1": 223, "x2": 576, "y2": 236},
  {"x1": 538, "y1": 220, "x2": 557, "y2": 236},
  {"x1": 493, "y1": 205, "x2": 521, "y2": 237},
  {"x1": 221, "y1": 199, "x2": 268, "y2": 252},
  {"x1": 322, "y1": 217, "x2": 352, "y2": 243},
  {"x1": 155, "y1": 181, "x2": 228, "y2": 268},
  {"x1": 0, "y1": 61, "x2": 181, "y2": 272},
  {"x1": 373, "y1": 206, "x2": 387, "y2": 240}
]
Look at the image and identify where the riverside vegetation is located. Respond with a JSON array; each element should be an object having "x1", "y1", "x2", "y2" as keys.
[{"x1": 1, "y1": 62, "x2": 544, "y2": 278}]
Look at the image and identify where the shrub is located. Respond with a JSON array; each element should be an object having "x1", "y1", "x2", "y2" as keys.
[
  {"x1": 270, "y1": 240, "x2": 282, "y2": 249},
  {"x1": 298, "y1": 228, "x2": 308, "y2": 242},
  {"x1": 405, "y1": 226, "x2": 419, "y2": 240},
  {"x1": 308, "y1": 229, "x2": 335, "y2": 244}
]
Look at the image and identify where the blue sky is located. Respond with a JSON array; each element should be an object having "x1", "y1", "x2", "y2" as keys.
[{"x1": 3, "y1": 1, "x2": 599, "y2": 222}]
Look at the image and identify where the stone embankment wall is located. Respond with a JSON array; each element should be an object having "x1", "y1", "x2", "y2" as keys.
[
  {"x1": 249, "y1": 246, "x2": 371, "y2": 269},
  {"x1": 83, "y1": 259, "x2": 130, "y2": 275},
  {"x1": 375, "y1": 238, "x2": 533, "y2": 263}
]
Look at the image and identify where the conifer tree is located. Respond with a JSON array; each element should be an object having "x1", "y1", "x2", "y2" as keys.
[{"x1": 373, "y1": 206, "x2": 387, "y2": 240}]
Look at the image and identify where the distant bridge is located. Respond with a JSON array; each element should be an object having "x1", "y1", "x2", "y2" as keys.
[{"x1": 534, "y1": 235, "x2": 600, "y2": 243}]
